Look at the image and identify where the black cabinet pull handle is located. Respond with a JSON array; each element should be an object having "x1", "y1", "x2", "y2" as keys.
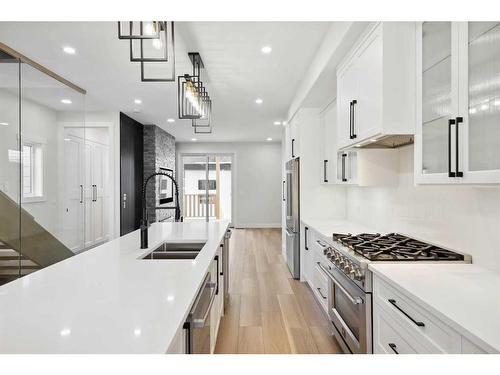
[
  {"x1": 219, "y1": 244, "x2": 224, "y2": 275},
  {"x1": 282, "y1": 180, "x2": 285, "y2": 202},
  {"x1": 323, "y1": 160, "x2": 328, "y2": 182},
  {"x1": 388, "y1": 343, "x2": 399, "y2": 354},
  {"x1": 317, "y1": 287, "x2": 327, "y2": 300},
  {"x1": 455, "y1": 117, "x2": 463, "y2": 177},
  {"x1": 214, "y1": 255, "x2": 219, "y2": 295},
  {"x1": 349, "y1": 101, "x2": 353, "y2": 139},
  {"x1": 388, "y1": 299, "x2": 425, "y2": 327},
  {"x1": 304, "y1": 226, "x2": 309, "y2": 250},
  {"x1": 341, "y1": 154, "x2": 347, "y2": 182},
  {"x1": 448, "y1": 119, "x2": 456, "y2": 178},
  {"x1": 291, "y1": 138, "x2": 295, "y2": 158},
  {"x1": 351, "y1": 99, "x2": 357, "y2": 139}
]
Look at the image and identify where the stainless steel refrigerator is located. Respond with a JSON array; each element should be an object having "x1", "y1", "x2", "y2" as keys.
[{"x1": 285, "y1": 158, "x2": 300, "y2": 279}]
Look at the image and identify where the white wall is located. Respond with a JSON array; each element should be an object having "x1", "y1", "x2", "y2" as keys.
[
  {"x1": 346, "y1": 145, "x2": 500, "y2": 272},
  {"x1": 176, "y1": 142, "x2": 282, "y2": 228}
]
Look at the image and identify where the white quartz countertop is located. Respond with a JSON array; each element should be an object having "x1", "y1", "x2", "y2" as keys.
[
  {"x1": 369, "y1": 263, "x2": 500, "y2": 353},
  {"x1": 300, "y1": 217, "x2": 378, "y2": 240},
  {"x1": 0, "y1": 220, "x2": 229, "y2": 353}
]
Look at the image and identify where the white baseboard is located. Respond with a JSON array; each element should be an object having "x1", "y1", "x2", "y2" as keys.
[{"x1": 234, "y1": 223, "x2": 281, "y2": 229}]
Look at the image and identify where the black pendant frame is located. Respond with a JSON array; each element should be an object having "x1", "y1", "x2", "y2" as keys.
[
  {"x1": 130, "y1": 21, "x2": 172, "y2": 62},
  {"x1": 118, "y1": 21, "x2": 163, "y2": 40}
]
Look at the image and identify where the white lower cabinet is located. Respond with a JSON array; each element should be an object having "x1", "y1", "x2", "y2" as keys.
[{"x1": 373, "y1": 274, "x2": 490, "y2": 354}]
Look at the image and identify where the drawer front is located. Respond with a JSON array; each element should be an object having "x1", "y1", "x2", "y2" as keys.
[
  {"x1": 374, "y1": 276, "x2": 460, "y2": 353},
  {"x1": 313, "y1": 262, "x2": 329, "y2": 312},
  {"x1": 373, "y1": 303, "x2": 420, "y2": 354}
]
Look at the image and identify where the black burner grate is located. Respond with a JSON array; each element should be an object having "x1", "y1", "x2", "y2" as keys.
[{"x1": 332, "y1": 232, "x2": 464, "y2": 261}]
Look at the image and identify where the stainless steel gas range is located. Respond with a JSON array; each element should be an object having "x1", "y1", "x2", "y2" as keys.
[{"x1": 316, "y1": 232, "x2": 471, "y2": 354}]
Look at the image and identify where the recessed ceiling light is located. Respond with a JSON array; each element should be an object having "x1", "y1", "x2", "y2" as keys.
[
  {"x1": 134, "y1": 328, "x2": 142, "y2": 337},
  {"x1": 60, "y1": 328, "x2": 71, "y2": 337},
  {"x1": 191, "y1": 138, "x2": 197, "y2": 142},
  {"x1": 134, "y1": 99, "x2": 142, "y2": 105},
  {"x1": 481, "y1": 103, "x2": 489, "y2": 111},
  {"x1": 62, "y1": 46, "x2": 76, "y2": 55},
  {"x1": 273, "y1": 121, "x2": 281, "y2": 126},
  {"x1": 167, "y1": 118, "x2": 175, "y2": 123},
  {"x1": 266, "y1": 137, "x2": 273, "y2": 141},
  {"x1": 0, "y1": 122, "x2": 8, "y2": 126},
  {"x1": 60, "y1": 99, "x2": 72, "y2": 104},
  {"x1": 261, "y1": 46, "x2": 272, "y2": 54},
  {"x1": 255, "y1": 98, "x2": 263, "y2": 105},
  {"x1": 494, "y1": 99, "x2": 500, "y2": 106},
  {"x1": 469, "y1": 108, "x2": 477, "y2": 114}
]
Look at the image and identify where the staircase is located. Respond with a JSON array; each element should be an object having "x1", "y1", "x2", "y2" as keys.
[{"x1": 0, "y1": 190, "x2": 73, "y2": 285}]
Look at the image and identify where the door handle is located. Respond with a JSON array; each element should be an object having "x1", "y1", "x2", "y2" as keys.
[
  {"x1": 79, "y1": 185, "x2": 83, "y2": 203},
  {"x1": 349, "y1": 101, "x2": 353, "y2": 139},
  {"x1": 351, "y1": 99, "x2": 357, "y2": 139},
  {"x1": 282, "y1": 180, "x2": 285, "y2": 202},
  {"x1": 291, "y1": 138, "x2": 295, "y2": 158},
  {"x1": 316, "y1": 287, "x2": 327, "y2": 300},
  {"x1": 323, "y1": 160, "x2": 328, "y2": 182},
  {"x1": 388, "y1": 299, "x2": 425, "y2": 327},
  {"x1": 341, "y1": 154, "x2": 347, "y2": 182},
  {"x1": 448, "y1": 118, "x2": 456, "y2": 177},
  {"x1": 214, "y1": 255, "x2": 219, "y2": 295},
  {"x1": 455, "y1": 117, "x2": 463, "y2": 177},
  {"x1": 388, "y1": 343, "x2": 399, "y2": 354},
  {"x1": 304, "y1": 226, "x2": 309, "y2": 250}
]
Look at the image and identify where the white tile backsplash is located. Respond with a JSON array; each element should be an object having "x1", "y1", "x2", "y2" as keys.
[{"x1": 347, "y1": 145, "x2": 500, "y2": 272}]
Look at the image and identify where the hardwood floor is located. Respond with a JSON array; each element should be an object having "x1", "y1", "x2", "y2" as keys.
[{"x1": 215, "y1": 228, "x2": 343, "y2": 354}]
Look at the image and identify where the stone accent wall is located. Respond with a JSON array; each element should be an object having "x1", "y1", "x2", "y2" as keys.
[{"x1": 143, "y1": 125, "x2": 176, "y2": 223}]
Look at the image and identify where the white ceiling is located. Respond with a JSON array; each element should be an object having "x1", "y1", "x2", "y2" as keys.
[{"x1": 0, "y1": 21, "x2": 331, "y2": 142}]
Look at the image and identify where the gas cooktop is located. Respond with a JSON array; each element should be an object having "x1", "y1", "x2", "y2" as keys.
[{"x1": 332, "y1": 232, "x2": 466, "y2": 262}]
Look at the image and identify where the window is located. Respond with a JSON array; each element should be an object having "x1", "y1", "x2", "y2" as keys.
[
  {"x1": 22, "y1": 140, "x2": 44, "y2": 201},
  {"x1": 198, "y1": 179, "x2": 216, "y2": 190}
]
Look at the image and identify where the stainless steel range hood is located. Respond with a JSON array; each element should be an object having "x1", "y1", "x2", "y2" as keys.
[{"x1": 352, "y1": 134, "x2": 414, "y2": 149}]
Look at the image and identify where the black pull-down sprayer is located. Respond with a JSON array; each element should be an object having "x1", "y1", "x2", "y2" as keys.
[{"x1": 141, "y1": 172, "x2": 182, "y2": 249}]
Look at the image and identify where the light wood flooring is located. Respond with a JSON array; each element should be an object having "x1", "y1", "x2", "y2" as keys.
[{"x1": 215, "y1": 228, "x2": 343, "y2": 354}]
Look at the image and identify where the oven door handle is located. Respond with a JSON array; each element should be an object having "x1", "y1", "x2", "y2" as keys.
[{"x1": 317, "y1": 262, "x2": 364, "y2": 305}]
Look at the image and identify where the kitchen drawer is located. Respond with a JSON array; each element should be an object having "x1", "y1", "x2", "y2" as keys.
[
  {"x1": 374, "y1": 276, "x2": 461, "y2": 353},
  {"x1": 312, "y1": 237, "x2": 329, "y2": 259},
  {"x1": 313, "y1": 262, "x2": 329, "y2": 313},
  {"x1": 373, "y1": 303, "x2": 422, "y2": 354}
]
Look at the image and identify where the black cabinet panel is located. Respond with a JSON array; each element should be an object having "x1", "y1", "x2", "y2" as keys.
[{"x1": 120, "y1": 113, "x2": 144, "y2": 236}]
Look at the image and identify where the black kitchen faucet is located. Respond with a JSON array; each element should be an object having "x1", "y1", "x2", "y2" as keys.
[{"x1": 141, "y1": 172, "x2": 182, "y2": 249}]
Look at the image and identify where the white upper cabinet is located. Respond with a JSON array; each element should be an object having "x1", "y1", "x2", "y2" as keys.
[
  {"x1": 337, "y1": 22, "x2": 416, "y2": 149},
  {"x1": 415, "y1": 22, "x2": 500, "y2": 184},
  {"x1": 319, "y1": 100, "x2": 337, "y2": 184},
  {"x1": 285, "y1": 113, "x2": 300, "y2": 161}
]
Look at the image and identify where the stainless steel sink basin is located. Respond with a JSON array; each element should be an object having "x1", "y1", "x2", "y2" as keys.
[{"x1": 142, "y1": 241, "x2": 206, "y2": 260}]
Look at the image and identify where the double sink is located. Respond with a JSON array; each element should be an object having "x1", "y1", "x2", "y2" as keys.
[{"x1": 141, "y1": 241, "x2": 206, "y2": 260}]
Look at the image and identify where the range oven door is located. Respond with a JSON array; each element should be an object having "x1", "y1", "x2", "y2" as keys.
[{"x1": 317, "y1": 262, "x2": 372, "y2": 354}]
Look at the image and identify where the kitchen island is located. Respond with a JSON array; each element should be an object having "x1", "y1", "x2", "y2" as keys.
[{"x1": 0, "y1": 220, "x2": 230, "y2": 353}]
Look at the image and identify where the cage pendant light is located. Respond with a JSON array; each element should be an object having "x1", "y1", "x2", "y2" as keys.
[
  {"x1": 118, "y1": 21, "x2": 163, "y2": 39},
  {"x1": 178, "y1": 52, "x2": 211, "y2": 120}
]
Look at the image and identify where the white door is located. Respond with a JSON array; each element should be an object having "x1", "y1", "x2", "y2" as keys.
[
  {"x1": 337, "y1": 60, "x2": 358, "y2": 148},
  {"x1": 62, "y1": 134, "x2": 84, "y2": 252},
  {"x1": 355, "y1": 28, "x2": 383, "y2": 142},
  {"x1": 460, "y1": 22, "x2": 500, "y2": 183},
  {"x1": 92, "y1": 143, "x2": 109, "y2": 244},
  {"x1": 415, "y1": 21, "x2": 461, "y2": 184},
  {"x1": 84, "y1": 142, "x2": 93, "y2": 248}
]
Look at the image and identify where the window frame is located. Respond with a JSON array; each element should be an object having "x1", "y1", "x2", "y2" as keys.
[{"x1": 21, "y1": 136, "x2": 46, "y2": 203}]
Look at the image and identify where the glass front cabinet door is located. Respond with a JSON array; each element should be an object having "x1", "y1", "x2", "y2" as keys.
[{"x1": 416, "y1": 22, "x2": 500, "y2": 184}]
